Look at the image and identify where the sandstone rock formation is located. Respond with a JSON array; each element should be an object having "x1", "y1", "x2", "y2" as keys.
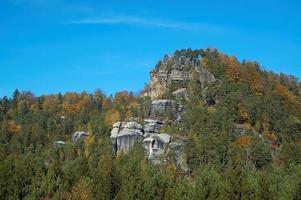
[
  {"x1": 110, "y1": 119, "x2": 187, "y2": 169},
  {"x1": 172, "y1": 88, "x2": 188, "y2": 99},
  {"x1": 143, "y1": 119, "x2": 162, "y2": 137},
  {"x1": 110, "y1": 121, "x2": 144, "y2": 154},
  {"x1": 142, "y1": 50, "x2": 215, "y2": 99},
  {"x1": 168, "y1": 140, "x2": 187, "y2": 170},
  {"x1": 143, "y1": 133, "x2": 171, "y2": 162},
  {"x1": 150, "y1": 100, "x2": 173, "y2": 116}
]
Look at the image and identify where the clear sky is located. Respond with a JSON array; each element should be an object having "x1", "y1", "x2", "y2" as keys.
[{"x1": 0, "y1": 0, "x2": 300, "y2": 97}]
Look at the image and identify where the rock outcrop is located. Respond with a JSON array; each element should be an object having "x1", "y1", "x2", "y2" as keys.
[
  {"x1": 172, "y1": 88, "x2": 188, "y2": 99},
  {"x1": 150, "y1": 100, "x2": 173, "y2": 116},
  {"x1": 168, "y1": 140, "x2": 187, "y2": 170},
  {"x1": 53, "y1": 141, "x2": 66, "y2": 148},
  {"x1": 143, "y1": 119, "x2": 163, "y2": 137},
  {"x1": 72, "y1": 131, "x2": 89, "y2": 143},
  {"x1": 142, "y1": 50, "x2": 215, "y2": 99},
  {"x1": 110, "y1": 121, "x2": 144, "y2": 154},
  {"x1": 143, "y1": 133, "x2": 171, "y2": 162},
  {"x1": 110, "y1": 119, "x2": 187, "y2": 169}
]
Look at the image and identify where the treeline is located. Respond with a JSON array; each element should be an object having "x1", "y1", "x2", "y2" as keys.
[
  {"x1": 1, "y1": 140, "x2": 300, "y2": 200},
  {"x1": 0, "y1": 48, "x2": 301, "y2": 199},
  {"x1": 0, "y1": 89, "x2": 150, "y2": 199}
]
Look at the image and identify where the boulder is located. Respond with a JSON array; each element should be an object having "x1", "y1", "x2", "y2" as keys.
[
  {"x1": 72, "y1": 131, "x2": 89, "y2": 143},
  {"x1": 53, "y1": 140, "x2": 66, "y2": 148}
]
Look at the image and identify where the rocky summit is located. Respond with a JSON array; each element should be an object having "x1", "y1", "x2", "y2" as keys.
[{"x1": 142, "y1": 49, "x2": 215, "y2": 99}]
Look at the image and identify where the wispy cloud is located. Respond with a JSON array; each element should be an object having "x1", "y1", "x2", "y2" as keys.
[{"x1": 67, "y1": 15, "x2": 228, "y2": 33}]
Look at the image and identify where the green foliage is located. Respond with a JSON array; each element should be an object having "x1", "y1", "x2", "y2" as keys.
[{"x1": 190, "y1": 167, "x2": 226, "y2": 200}]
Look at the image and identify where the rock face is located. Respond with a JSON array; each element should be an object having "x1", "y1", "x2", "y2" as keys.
[
  {"x1": 142, "y1": 50, "x2": 215, "y2": 99},
  {"x1": 143, "y1": 119, "x2": 162, "y2": 137},
  {"x1": 172, "y1": 88, "x2": 188, "y2": 99},
  {"x1": 110, "y1": 119, "x2": 186, "y2": 169},
  {"x1": 168, "y1": 140, "x2": 187, "y2": 170},
  {"x1": 143, "y1": 134, "x2": 171, "y2": 161},
  {"x1": 110, "y1": 121, "x2": 144, "y2": 154},
  {"x1": 175, "y1": 104, "x2": 186, "y2": 123},
  {"x1": 72, "y1": 131, "x2": 89, "y2": 143},
  {"x1": 150, "y1": 100, "x2": 173, "y2": 116}
]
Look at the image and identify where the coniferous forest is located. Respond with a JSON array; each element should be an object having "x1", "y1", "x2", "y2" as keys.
[{"x1": 1, "y1": 49, "x2": 301, "y2": 200}]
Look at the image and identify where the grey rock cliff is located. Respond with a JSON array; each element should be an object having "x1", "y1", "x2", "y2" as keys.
[
  {"x1": 142, "y1": 50, "x2": 215, "y2": 99},
  {"x1": 172, "y1": 88, "x2": 188, "y2": 99},
  {"x1": 168, "y1": 140, "x2": 188, "y2": 171},
  {"x1": 110, "y1": 119, "x2": 187, "y2": 169},
  {"x1": 143, "y1": 133, "x2": 171, "y2": 162},
  {"x1": 110, "y1": 121, "x2": 144, "y2": 154},
  {"x1": 150, "y1": 100, "x2": 173, "y2": 116},
  {"x1": 143, "y1": 119, "x2": 162, "y2": 137}
]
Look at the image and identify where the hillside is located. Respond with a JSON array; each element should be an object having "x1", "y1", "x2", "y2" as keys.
[{"x1": 0, "y1": 48, "x2": 301, "y2": 199}]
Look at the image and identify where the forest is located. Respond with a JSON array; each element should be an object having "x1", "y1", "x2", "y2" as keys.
[{"x1": 0, "y1": 49, "x2": 301, "y2": 200}]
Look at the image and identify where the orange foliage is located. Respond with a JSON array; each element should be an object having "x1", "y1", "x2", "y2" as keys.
[
  {"x1": 62, "y1": 92, "x2": 80, "y2": 114},
  {"x1": 102, "y1": 98, "x2": 111, "y2": 110},
  {"x1": 234, "y1": 62, "x2": 266, "y2": 95},
  {"x1": 62, "y1": 92, "x2": 91, "y2": 114},
  {"x1": 201, "y1": 56, "x2": 210, "y2": 70},
  {"x1": 7, "y1": 121, "x2": 21, "y2": 134},
  {"x1": 238, "y1": 106, "x2": 249, "y2": 124},
  {"x1": 42, "y1": 95, "x2": 61, "y2": 110},
  {"x1": 264, "y1": 131, "x2": 279, "y2": 149},
  {"x1": 29, "y1": 104, "x2": 39, "y2": 112},
  {"x1": 224, "y1": 56, "x2": 241, "y2": 80},
  {"x1": 68, "y1": 179, "x2": 93, "y2": 200},
  {"x1": 249, "y1": 74, "x2": 265, "y2": 95},
  {"x1": 223, "y1": 57, "x2": 265, "y2": 95},
  {"x1": 114, "y1": 91, "x2": 135, "y2": 105},
  {"x1": 275, "y1": 84, "x2": 295, "y2": 104},
  {"x1": 235, "y1": 135, "x2": 251, "y2": 148},
  {"x1": 105, "y1": 109, "x2": 120, "y2": 127},
  {"x1": 128, "y1": 101, "x2": 139, "y2": 109},
  {"x1": 241, "y1": 64, "x2": 265, "y2": 95},
  {"x1": 113, "y1": 91, "x2": 139, "y2": 118}
]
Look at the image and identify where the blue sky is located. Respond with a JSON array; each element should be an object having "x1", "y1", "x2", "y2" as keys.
[{"x1": 0, "y1": 0, "x2": 300, "y2": 97}]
